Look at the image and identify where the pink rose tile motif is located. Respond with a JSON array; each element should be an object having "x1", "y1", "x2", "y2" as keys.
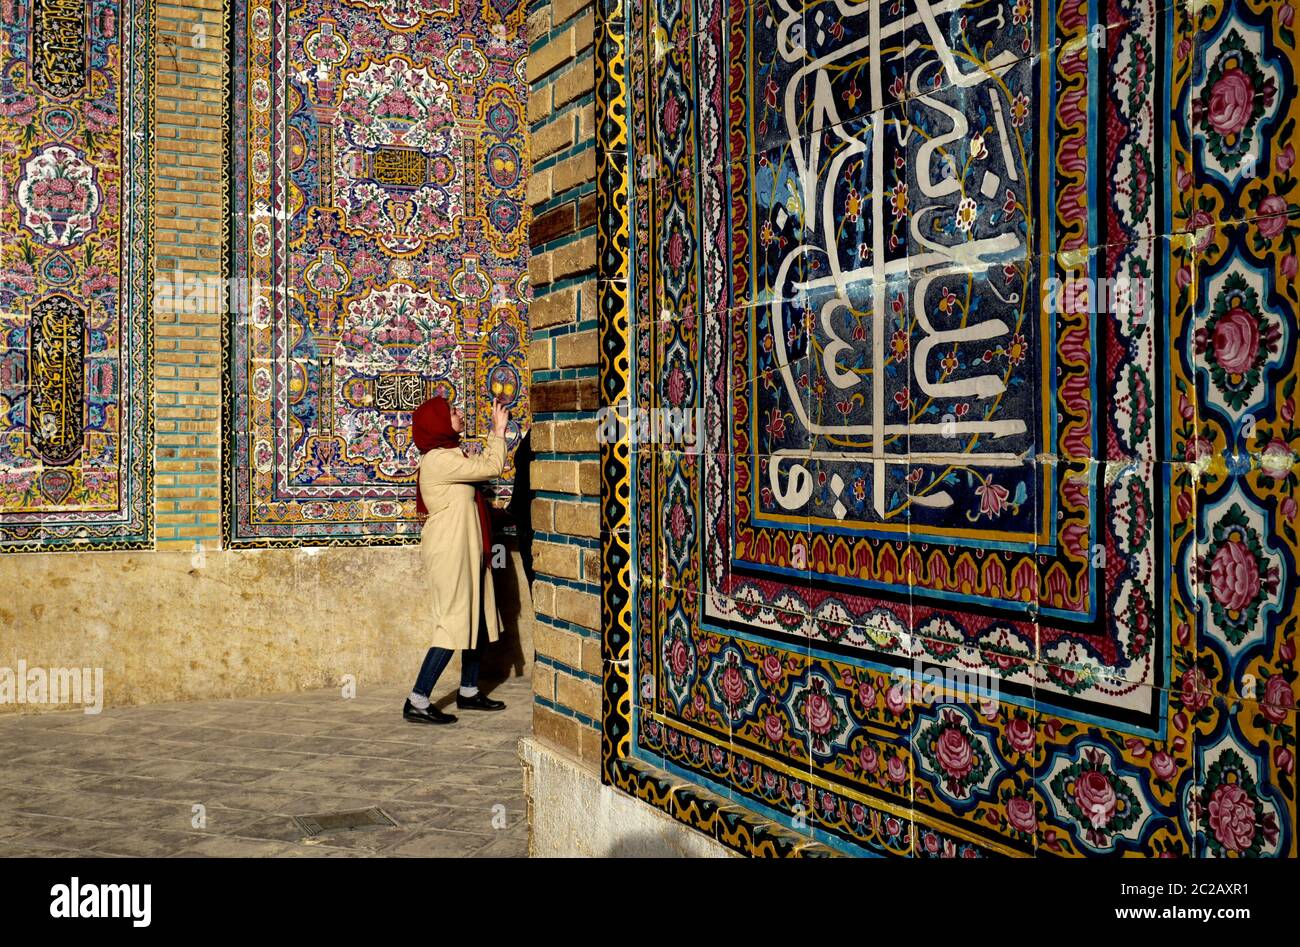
[
  {"x1": 1187, "y1": 697, "x2": 1294, "y2": 858},
  {"x1": 1194, "y1": 483, "x2": 1284, "y2": 654}
]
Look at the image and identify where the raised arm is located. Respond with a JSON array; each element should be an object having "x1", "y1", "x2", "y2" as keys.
[
  {"x1": 423, "y1": 434, "x2": 507, "y2": 485},
  {"x1": 420, "y1": 400, "x2": 511, "y2": 486}
]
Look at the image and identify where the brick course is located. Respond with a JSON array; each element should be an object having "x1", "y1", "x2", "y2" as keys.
[
  {"x1": 525, "y1": 0, "x2": 601, "y2": 770},
  {"x1": 153, "y1": 4, "x2": 226, "y2": 549}
]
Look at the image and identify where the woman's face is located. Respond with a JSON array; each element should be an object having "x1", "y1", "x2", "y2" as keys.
[{"x1": 449, "y1": 405, "x2": 464, "y2": 433}]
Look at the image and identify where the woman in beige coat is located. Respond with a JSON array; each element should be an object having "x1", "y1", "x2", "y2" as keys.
[{"x1": 402, "y1": 395, "x2": 510, "y2": 725}]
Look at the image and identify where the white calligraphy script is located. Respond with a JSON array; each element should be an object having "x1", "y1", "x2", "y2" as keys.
[{"x1": 765, "y1": 0, "x2": 1029, "y2": 517}]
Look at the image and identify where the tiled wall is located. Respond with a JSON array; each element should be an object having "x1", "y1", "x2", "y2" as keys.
[
  {"x1": 224, "y1": 0, "x2": 532, "y2": 546},
  {"x1": 594, "y1": 0, "x2": 1300, "y2": 857}
]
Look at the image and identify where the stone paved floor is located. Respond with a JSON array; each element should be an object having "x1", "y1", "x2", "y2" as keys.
[{"x1": 0, "y1": 676, "x2": 532, "y2": 857}]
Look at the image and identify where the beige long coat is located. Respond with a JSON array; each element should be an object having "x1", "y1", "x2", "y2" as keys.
[{"x1": 418, "y1": 434, "x2": 506, "y2": 651}]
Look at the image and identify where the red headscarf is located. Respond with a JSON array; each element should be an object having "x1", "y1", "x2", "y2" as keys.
[{"x1": 412, "y1": 396, "x2": 493, "y2": 555}]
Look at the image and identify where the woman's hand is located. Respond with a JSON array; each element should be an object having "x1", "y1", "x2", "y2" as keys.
[{"x1": 490, "y1": 400, "x2": 509, "y2": 438}]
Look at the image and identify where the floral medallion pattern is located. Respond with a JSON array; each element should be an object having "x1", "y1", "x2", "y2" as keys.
[
  {"x1": 706, "y1": 646, "x2": 762, "y2": 725},
  {"x1": 1194, "y1": 488, "x2": 1284, "y2": 655},
  {"x1": 786, "y1": 671, "x2": 853, "y2": 761},
  {"x1": 1194, "y1": 264, "x2": 1284, "y2": 418},
  {"x1": 1187, "y1": 724, "x2": 1290, "y2": 858},
  {"x1": 660, "y1": 610, "x2": 697, "y2": 712},
  {"x1": 227, "y1": 0, "x2": 530, "y2": 545},
  {"x1": 16, "y1": 146, "x2": 101, "y2": 249},
  {"x1": 1193, "y1": 25, "x2": 1280, "y2": 180},
  {"x1": 913, "y1": 705, "x2": 1000, "y2": 805},
  {"x1": 1044, "y1": 744, "x2": 1150, "y2": 854}
]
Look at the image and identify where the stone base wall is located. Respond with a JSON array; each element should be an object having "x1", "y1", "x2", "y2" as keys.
[
  {"x1": 519, "y1": 738, "x2": 735, "y2": 858},
  {"x1": 1, "y1": 545, "x2": 533, "y2": 715}
]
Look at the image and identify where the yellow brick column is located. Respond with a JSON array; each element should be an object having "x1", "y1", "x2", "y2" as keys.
[
  {"x1": 525, "y1": 0, "x2": 603, "y2": 768},
  {"x1": 152, "y1": 3, "x2": 226, "y2": 549}
]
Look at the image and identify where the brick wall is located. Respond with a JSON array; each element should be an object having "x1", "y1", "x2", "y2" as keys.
[
  {"x1": 525, "y1": 0, "x2": 603, "y2": 769},
  {"x1": 153, "y1": 2, "x2": 225, "y2": 549}
]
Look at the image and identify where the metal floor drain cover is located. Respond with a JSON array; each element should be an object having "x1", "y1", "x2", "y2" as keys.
[{"x1": 290, "y1": 807, "x2": 398, "y2": 836}]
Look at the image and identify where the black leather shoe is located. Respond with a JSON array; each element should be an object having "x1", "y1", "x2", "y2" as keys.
[
  {"x1": 456, "y1": 692, "x2": 506, "y2": 711},
  {"x1": 403, "y1": 699, "x2": 457, "y2": 725}
]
